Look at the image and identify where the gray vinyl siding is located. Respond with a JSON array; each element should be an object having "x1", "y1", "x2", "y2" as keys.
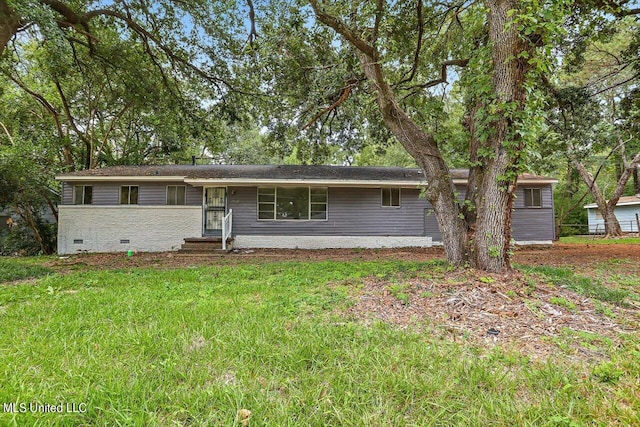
[
  {"x1": 515, "y1": 185, "x2": 553, "y2": 208},
  {"x1": 61, "y1": 182, "x2": 74, "y2": 205},
  {"x1": 513, "y1": 185, "x2": 555, "y2": 241},
  {"x1": 60, "y1": 182, "x2": 201, "y2": 206},
  {"x1": 60, "y1": 181, "x2": 556, "y2": 241},
  {"x1": 512, "y1": 207, "x2": 555, "y2": 240},
  {"x1": 425, "y1": 184, "x2": 555, "y2": 242},
  {"x1": 229, "y1": 186, "x2": 428, "y2": 236}
]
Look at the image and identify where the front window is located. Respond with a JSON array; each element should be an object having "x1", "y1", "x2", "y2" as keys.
[
  {"x1": 382, "y1": 188, "x2": 400, "y2": 207},
  {"x1": 524, "y1": 188, "x2": 542, "y2": 208},
  {"x1": 73, "y1": 185, "x2": 92, "y2": 205},
  {"x1": 258, "y1": 187, "x2": 327, "y2": 221},
  {"x1": 166, "y1": 185, "x2": 186, "y2": 205},
  {"x1": 120, "y1": 185, "x2": 139, "y2": 205}
]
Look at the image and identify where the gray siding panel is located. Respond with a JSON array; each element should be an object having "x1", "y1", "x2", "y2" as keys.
[
  {"x1": 424, "y1": 209, "x2": 442, "y2": 242},
  {"x1": 514, "y1": 185, "x2": 553, "y2": 208},
  {"x1": 62, "y1": 182, "x2": 73, "y2": 205},
  {"x1": 59, "y1": 180, "x2": 556, "y2": 241},
  {"x1": 423, "y1": 184, "x2": 555, "y2": 242},
  {"x1": 230, "y1": 186, "x2": 429, "y2": 237},
  {"x1": 512, "y1": 207, "x2": 555, "y2": 241},
  {"x1": 60, "y1": 181, "x2": 202, "y2": 206},
  {"x1": 94, "y1": 184, "x2": 120, "y2": 205}
]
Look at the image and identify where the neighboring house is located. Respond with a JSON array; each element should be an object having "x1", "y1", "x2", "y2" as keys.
[
  {"x1": 55, "y1": 165, "x2": 557, "y2": 254},
  {"x1": 584, "y1": 195, "x2": 640, "y2": 234}
]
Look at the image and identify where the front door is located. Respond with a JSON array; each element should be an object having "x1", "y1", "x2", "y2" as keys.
[{"x1": 204, "y1": 187, "x2": 226, "y2": 235}]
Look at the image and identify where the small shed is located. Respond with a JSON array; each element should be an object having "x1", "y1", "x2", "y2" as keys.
[{"x1": 584, "y1": 195, "x2": 640, "y2": 234}]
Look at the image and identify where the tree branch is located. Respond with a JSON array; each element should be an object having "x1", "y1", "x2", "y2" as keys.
[
  {"x1": 371, "y1": 0, "x2": 385, "y2": 45},
  {"x1": 0, "y1": 120, "x2": 15, "y2": 145},
  {"x1": 396, "y1": 0, "x2": 424, "y2": 86},
  {"x1": 3, "y1": 51, "x2": 74, "y2": 166},
  {"x1": 308, "y1": 0, "x2": 377, "y2": 59},
  {"x1": 0, "y1": 0, "x2": 20, "y2": 56},
  {"x1": 53, "y1": 78, "x2": 94, "y2": 169},
  {"x1": 302, "y1": 78, "x2": 361, "y2": 130},
  {"x1": 583, "y1": 0, "x2": 640, "y2": 16},
  {"x1": 405, "y1": 58, "x2": 470, "y2": 92},
  {"x1": 246, "y1": 0, "x2": 259, "y2": 45}
]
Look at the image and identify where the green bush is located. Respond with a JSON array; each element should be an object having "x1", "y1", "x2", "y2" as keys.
[{"x1": 0, "y1": 222, "x2": 56, "y2": 256}]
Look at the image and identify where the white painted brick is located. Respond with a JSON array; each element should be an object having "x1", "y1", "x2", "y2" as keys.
[
  {"x1": 58, "y1": 206, "x2": 202, "y2": 254},
  {"x1": 233, "y1": 235, "x2": 433, "y2": 249}
]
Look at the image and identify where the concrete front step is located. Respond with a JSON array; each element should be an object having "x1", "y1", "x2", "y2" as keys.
[{"x1": 178, "y1": 237, "x2": 233, "y2": 254}]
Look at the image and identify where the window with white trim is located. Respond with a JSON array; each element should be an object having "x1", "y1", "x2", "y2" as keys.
[
  {"x1": 73, "y1": 185, "x2": 92, "y2": 205},
  {"x1": 166, "y1": 185, "x2": 186, "y2": 205},
  {"x1": 381, "y1": 188, "x2": 400, "y2": 207},
  {"x1": 524, "y1": 188, "x2": 542, "y2": 208},
  {"x1": 258, "y1": 187, "x2": 327, "y2": 220},
  {"x1": 120, "y1": 185, "x2": 139, "y2": 205}
]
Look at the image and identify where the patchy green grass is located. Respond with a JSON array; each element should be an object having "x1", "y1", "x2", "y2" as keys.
[
  {"x1": 519, "y1": 265, "x2": 631, "y2": 305},
  {"x1": 559, "y1": 236, "x2": 640, "y2": 245},
  {"x1": 0, "y1": 259, "x2": 638, "y2": 426},
  {"x1": 0, "y1": 257, "x2": 53, "y2": 283}
]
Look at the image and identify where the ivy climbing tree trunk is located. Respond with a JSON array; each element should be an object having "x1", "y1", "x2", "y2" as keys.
[
  {"x1": 470, "y1": 0, "x2": 534, "y2": 271},
  {"x1": 308, "y1": 0, "x2": 538, "y2": 272}
]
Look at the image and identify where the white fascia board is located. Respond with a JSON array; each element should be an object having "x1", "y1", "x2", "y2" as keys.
[
  {"x1": 584, "y1": 201, "x2": 640, "y2": 209},
  {"x1": 184, "y1": 178, "x2": 428, "y2": 188},
  {"x1": 518, "y1": 179, "x2": 559, "y2": 185},
  {"x1": 56, "y1": 175, "x2": 187, "y2": 182},
  {"x1": 452, "y1": 179, "x2": 559, "y2": 185}
]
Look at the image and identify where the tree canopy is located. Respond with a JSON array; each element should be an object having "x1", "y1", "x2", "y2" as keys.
[{"x1": 1, "y1": 0, "x2": 638, "y2": 266}]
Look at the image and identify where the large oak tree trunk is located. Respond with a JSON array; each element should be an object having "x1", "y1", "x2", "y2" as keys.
[
  {"x1": 471, "y1": 0, "x2": 533, "y2": 271},
  {"x1": 309, "y1": 0, "x2": 536, "y2": 272}
]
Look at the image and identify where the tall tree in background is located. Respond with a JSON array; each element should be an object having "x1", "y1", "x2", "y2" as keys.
[
  {"x1": 0, "y1": 0, "x2": 254, "y2": 171},
  {"x1": 545, "y1": 13, "x2": 640, "y2": 237},
  {"x1": 0, "y1": 0, "x2": 253, "y2": 253}
]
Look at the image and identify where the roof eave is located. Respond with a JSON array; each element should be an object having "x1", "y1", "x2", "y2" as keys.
[
  {"x1": 584, "y1": 201, "x2": 640, "y2": 209},
  {"x1": 56, "y1": 175, "x2": 187, "y2": 182},
  {"x1": 184, "y1": 178, "x2": 428, "y2": 188}
]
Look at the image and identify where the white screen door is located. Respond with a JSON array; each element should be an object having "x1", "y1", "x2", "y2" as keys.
[{"x1": 204, "y1": 187, "x2": 226, "y2": 234}]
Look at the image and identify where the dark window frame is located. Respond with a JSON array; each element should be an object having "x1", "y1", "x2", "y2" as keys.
[
  {"x1": 120, "y1": 185, "x2": 139, "y2": 205},
  {"x1": 166, "y1": 185, "x2": 186, "y2": 205},
  {"x1": 524, "y1": 188, "x2": 542, "y2": 208},
  {"x1": 73, "y1": 185, "x2": 93, "y2": 205},
  {"x1": 381, "y1": 188, "x2": 401, "y2": 208},
  {"x1": 257, "y1": 187, "x2": 328, "y2": 221}
]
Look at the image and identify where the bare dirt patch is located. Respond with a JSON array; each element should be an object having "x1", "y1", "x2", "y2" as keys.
[
  {"x1": 47, "y1": 243, "x2": 640, "y2": 271},
  {"x1": 47, "y1": 243, "x2": 639, "y2": 360},
  {"x1": 344, "y1": 269, "x2": 637, "y2": 360}
]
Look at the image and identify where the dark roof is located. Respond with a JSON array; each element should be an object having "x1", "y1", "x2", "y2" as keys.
[
  {"x1": 61, "y1": 164, "x2": 425, "y2": 180},
  {"x1": 57, "y1": 164, "x2": 555, "y2": 182}
]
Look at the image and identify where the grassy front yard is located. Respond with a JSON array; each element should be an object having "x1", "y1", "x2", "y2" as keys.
[
  {"x1": 0, "y1": 256, "x2": 638, "y2": 426},
  {"x1": 559, "y1": 235, "x2": 640, "y2": 244}
]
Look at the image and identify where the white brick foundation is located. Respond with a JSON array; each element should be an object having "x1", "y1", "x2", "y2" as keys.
[
  {"x1": 232, "y1": 235, "x2": 433, "y2": 249},
  {"x1": 57, "y1": 206, "x2": 202, "y2": 254}
]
